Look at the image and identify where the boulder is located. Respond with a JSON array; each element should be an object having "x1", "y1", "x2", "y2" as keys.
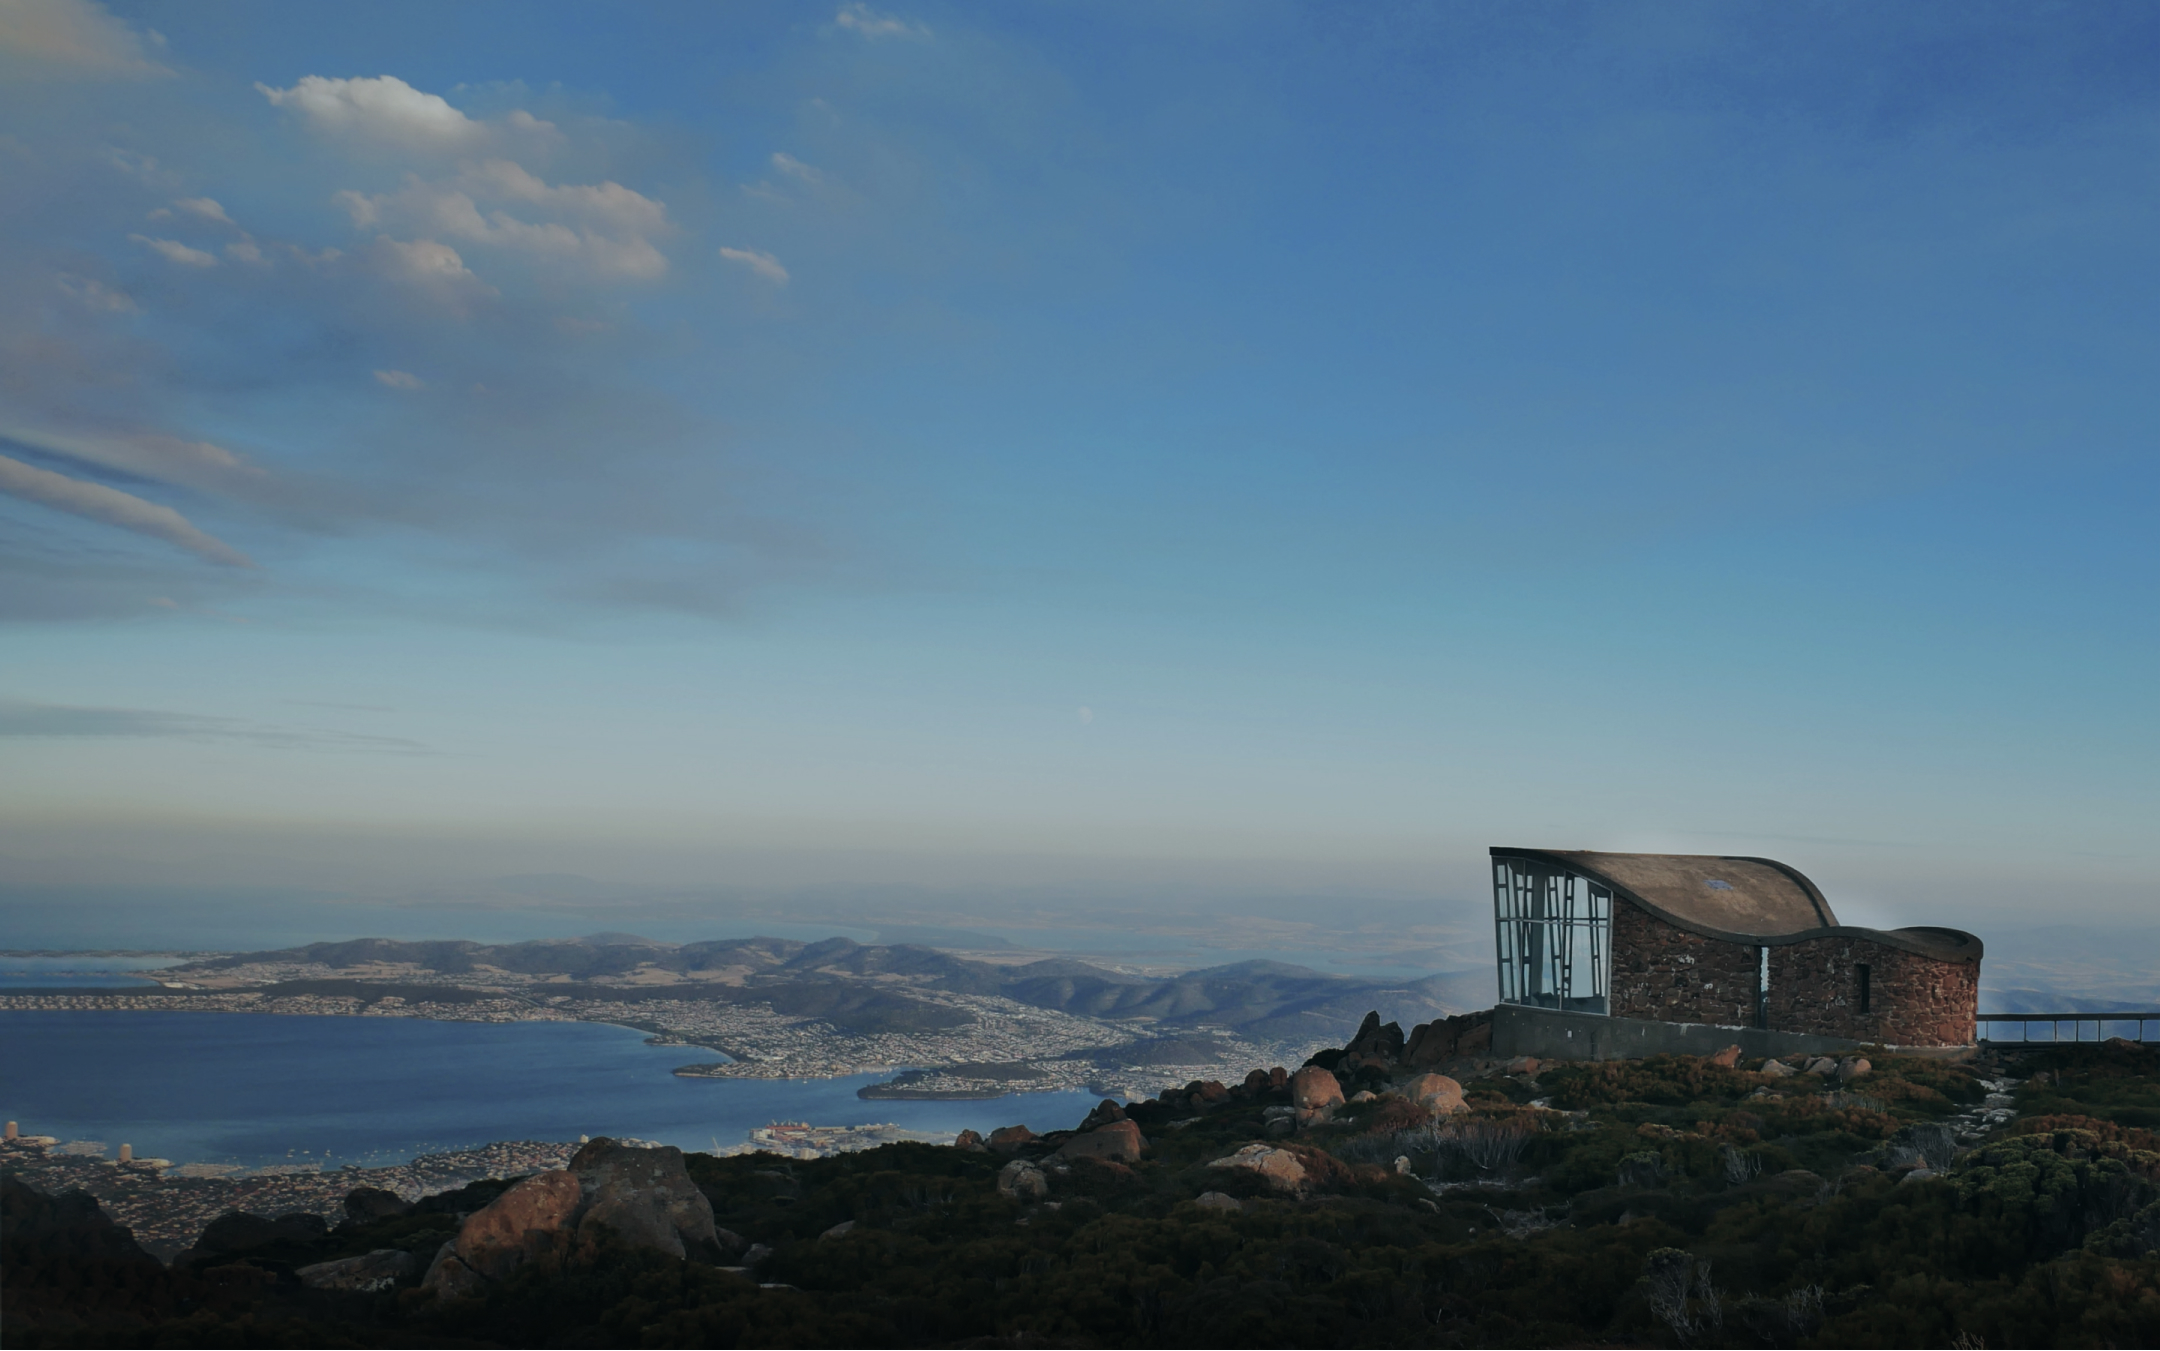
[
  {"x1": 436, "y1": 1169, "x2": 583, "y2": 1284},
  {"x1": 296, "y1": 1248, "x2": 414, "y2": 1293},
  {"x1": 178, "y1": 1209, "x2": 330, "y2": 1266},
  {"x1": 1349, "y1": 1090, "x2": 1378, "y2": 1104},
  {"x1": 1243, "y1": 1068, "x2": 1273, "y2": 1094},
  {"x1": 422, "y1": 1140, "x2": 719, "y2": 1295},
  {"x1": 987, "y1": 1125, "x2": 1038, "y2": 1153},
  {"x1": 1055, "y1": 1120, "x2": 1146, "y2": 1163},
  {"x1": 819, "y1": 1220, "x2": 856, "y2": 1240},
  {"x1": 1079, "y1": 1099, "x2": 1128, "y2": 1130},
  {"x1": 1195, "y1": 1081, "x2": 1230, "y2": 1103},
  {"x1": 1805, "y1": 1057, "x2": 1838, "y2": 1076},
  {"x1": 1837, "y1": 1057, "x2": 1872, "y2": 1082},
  {"x1": 1504, "y1": 1056, "x2": 1541, "y2": 1077},
  {"x1": 953, "y1": 1129, "x2": 988, "y2": 1152},
  {"x1": 1759, "y1": 1058, "x2": 1798, "y2": 1078},
  {"x1": 342, "y1": 1186, "x2": 412, "y2": 1226},
  {"x1": 1207, "y1": 1144, "x2": 1307, "y2": 1194},
  {"x1": 1194, "y1": 1191, "x2": 1243, "y2": 1212},
  {"x1": 1291, "y1": 1066, "x2": 1344, "y2": 1112},
  {"x1": 997, "y1": 1159, "x2": 1049, "y2": 1201},
  {"x1": 1708, "y1": 1045, "x2": 1743, "y2": 1069},
  {"x1": 571, "y1": 1139, "x2": 721, "y2": 1258},
  {"x1": 0, "y1": 1176, "x2": 156, "y2": 1264},
  {"x1": 1268, "y1": 1067, "x2": 1290, "y2": 1090},
  {"x1": 1403, "y1": 1073, "x2": 1466, "y2": 1115},
  {"x1": 1344, "y1": 1010, "x2": 1407, "y2": 1063}
]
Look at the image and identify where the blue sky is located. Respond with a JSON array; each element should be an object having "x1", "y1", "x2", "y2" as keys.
[{"x1": 1, "y1": 0, "x2": 2155, "y2": 944}]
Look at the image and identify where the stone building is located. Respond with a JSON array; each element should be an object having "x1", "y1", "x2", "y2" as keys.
[{"x1": 1490, "y1": 847, "x2": 1980, "y2": 1050}]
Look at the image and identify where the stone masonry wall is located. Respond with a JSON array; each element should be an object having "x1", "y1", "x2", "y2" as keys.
[
  {"x1": 1609, "y1": 902, "x2": 1760, "y2": 1027},
  {"x1": 1766, "y1": 934, "x2": 1977, "y2": 1046}
]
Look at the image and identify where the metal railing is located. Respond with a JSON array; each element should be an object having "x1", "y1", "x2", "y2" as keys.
[{"x1": 1977, "y1": 1012, "x2": 2160, "y2": 1044}]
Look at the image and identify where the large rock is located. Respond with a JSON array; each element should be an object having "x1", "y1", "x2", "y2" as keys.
[
  {"x1": 1403, "y1": 1012, "x2": 1494, "y2": 1068},
  {"x1": 987, "y1": 1125, "x2": 1038, "y2": 1153},
  {"x1": 570, "y1": 1139, "x2": 719, "y2": 1257},
  {"x1": 1760, "y1": 1058, "x2": 1798, "y2": 1078},
  {"x1": 1055, "y1": 1120, "x2": 1146, "y2": 1163},
  {"x1": 1291, "y1": 1066, "x2": 1344, "y2": 1111},
  {"x1": 1403, "y1": 1073, "x2": 1466, "y2": 1115},
  {"x1": 953, "y1": 1130, "x2": 988, "y2": 1152},
  {"x1": 1207, "y1": 1144, "x2": 1307, "y2": 1193},
  {"x1": 997, "y1": 1159, "x2": 1049, "y2": 1201},
  {"x1": 1708, "y1": 1045, "x2": 1742, "y2": 1069},
  {"x1": 420, "y1": 1140, "x2": 720, "y2": 1296},
  {"x1": 0, "y1": 1175, "x2": 155, "y2": 1264},
  {"x1": 1078, "y1": 1100, "x2": 1128, "y2": 1130},
  {"x1": 342, "y1": 1186, "x2": 412, "y2": 1226},
  {"x1": 1345, "y1": 1011, "x2": 1406, "y2": 1062},
  {"x1": 436, "y1": 1169, "x2": 583, "y2": 1284},
  {"x1": 297, "y1": 1248, "x2": 414, "y2": 1293},
  {"x1": 1837, "y1": 1057, "x2": 1872, "y2": 1082},
  {"x1": 176, "y1": 1209, "x2": 329, "y2": 1267}
]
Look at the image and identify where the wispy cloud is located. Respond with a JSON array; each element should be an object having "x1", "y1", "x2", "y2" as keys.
[
  {"x1": 0, "y1": 699, "x2": 429, "y2": 752},
  {"x1": 718, "y1": 246, "x2": 789, "y2": 284},
  {"x1": 257, "y1": 74, "x2": 483, "y2": 149},
  {"x1": 0, "y1": 454, "x2": 253, "y2": 567},
  {"x1": 128, "y1": 234, "x2": 216, "y2": 267},
  {"x1": 373, "y1": 369, "x2": 424, "y2": 390},
  {"x1": 833, "y1": 3, "x2": 930, "y2": 40},
  {"x1": 0, "y1": 0, "x2": 172, "y2": 78}
]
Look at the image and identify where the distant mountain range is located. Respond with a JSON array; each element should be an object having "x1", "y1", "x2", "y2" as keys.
[{"x1": 182, "y1": 935, "x2": 1484, "y2": 1041}]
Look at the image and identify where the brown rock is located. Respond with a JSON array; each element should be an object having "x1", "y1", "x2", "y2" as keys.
[
  {"x1": 1197, "y1": 1081, "x2": 1230, "y2": 1102},
  {"x1": 1268, "y1": 1067, "x2": 1290, "y2": 1090},
  {"x1": 1291, "y1": 1066, "x2": 1345, "y2": 1111},
  {"x1": 438, "y1": 1169, "x2": 581, "y2": 1284},
  {"x1": 987, "y1": 1125, "x2": 1038, "y2": 1153},
  {"x1": 1837, "y1": 1057, "x2": 1872, "y2": 1082},
  {"x1": 1079, "y1": 1099, "x2": 1128, "y2": 1130},
  {"x1": 342, "y1": 1186, "x2": 411, "y2": 1226},
  {"x1": 1403, "y1": 1011, "x2": 1496, "y2": 1067},
  {"x1": 1244, "y1": 1068, "x2": 1272, "y2": 1093},
  {"x1": 1403, "y1": 1073, "x2": 1466, "y2": 1115},
  {"x1": 1055, "y1": 1120, "x2": 1146, "y2": 1163},
  {"x1": 953, "y1": 1129, "x2": 988, "y2": 1152},
  {"x1": 1348, "y1": 1090, "x2": 1378, "y2": 1104},
  {"x1": 1760, "y1": 1058, "x2": 1798, "y2": 1078},
  {"x1": 1503, "y1": 1056, "x2": 1541, "y2": 1077},
  {"x1": 1207, "y1": 1144, "x2": 1307, "y2": 1193},
  {"x1": 1708, "y1": 1045, "x2": 1743, "y2": 1069}
]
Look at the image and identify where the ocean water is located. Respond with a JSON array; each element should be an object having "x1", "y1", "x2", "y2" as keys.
[
  {"x1": 0, "y1": 956, "x2": 178, "y2": 990},
  {"x1": 0, "y1": 1010, "x2": 1103, "y2": 1169}
]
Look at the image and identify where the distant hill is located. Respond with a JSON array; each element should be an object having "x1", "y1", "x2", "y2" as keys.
[{"x1": 175, "y1": 936, "x2": 1479, "y2": 1041}]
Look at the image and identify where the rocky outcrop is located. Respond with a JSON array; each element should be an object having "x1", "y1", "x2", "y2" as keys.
[
  {"x1": 1194, "y1": 1191, "x2": 1243, "y2": 1212},
  {"x1": 0, "y1": 1176, "x2": 156, "y2": 1264},
  {"x1": 1344, "y1": 1010, "x2": 1406, "y2": 1064},
  {"x1": 1708, "y1": 1045, "x2": 1743, "y2": 1069},
  {"x1": 1402, "y1": 1073, "x2": 1465, "y2": 1115},
  {"x1": 297, "y1": 1249, "x2": 415, "y2": 1292},
  {"x1": 342, "y1": 1186, "x2": 412, "y2": 1226},
  {"x1": 175, "y1": 1209, "x2": 328, "y2": 1267},
  {"x1": 997, "y1": 1159, "x2": 1049, "y2": 1201},
  {"x1": 987, "y1": 1125, "x2": 1038, "y2": 1153},
  {"x1": 1403, "y1": 1011, "x2": 1494, "y2": 1068},
  {"x1": 570, "y1": 1138, "x2": 718, "y2": 1257},
  {"x1": 1078, "y1": 1099, "x2": 1129, "y2": 1129},
  {"x1": 1055, "y1": 1120, "x2": 1146, "y2": 1163},
  {"x1": 1207, "y1": 1144, "x2": 1307, "y2": 1193},
  {"x1": 421, "y1": 1139, "x2": 720, "y2": 1297},
  {"x1": 953, "y1": 1130, "x2": 988, "y2": 1152},
  {"x1": 1290, "y1": 1066, "x2": 1344, "y2": 1126}
]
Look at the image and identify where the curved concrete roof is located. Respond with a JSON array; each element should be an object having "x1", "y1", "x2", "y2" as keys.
[{"x1": 1490, "y1": 848, "x2": 1982, "y2": 962}]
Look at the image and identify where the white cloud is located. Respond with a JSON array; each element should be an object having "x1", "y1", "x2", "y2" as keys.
[
  {"x1": 834, "y1": 3, "x2": 929, "y2": 40},
  {"x1": 374, "y1": 369, "x2": 423, "y2": 390},
  {"x1": 772, "y1": 153, "x2": 826, "y2": 186},
  {"x1": 55, "y1": 274, "x2": 136, "y2": 312},
  {"x1": 128, "y1": 233, "x2": 216, "y2": 267},
  {"x1": 0, "y1": 453, "x2": 252, "y2": 567},
  {"x1": 719, "y1": 246, "x2": 789, "y2": 284},
  {"x1": 336, "y1": 161, "x2": 672, "y2": 281},
  {"x1": 0, "y1": 0, "x2": 172, "y2": 77},
  {"x1": 174, "y1": 197, "x2": 234, "y2": 225},
  {"x1": 258, "y1": 74, "x2": 482, "y2": 148},
  {"x1": 369, "y1": 235, "x2": 496, "y2": 310},
  {"x1": 224, "y1": 236, "x2": 264, "y2": 264}
]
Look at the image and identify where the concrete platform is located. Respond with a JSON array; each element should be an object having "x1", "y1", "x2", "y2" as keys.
[{"x1": 1492, "y1": 1002, "x2": 1868, "y2": 1062}]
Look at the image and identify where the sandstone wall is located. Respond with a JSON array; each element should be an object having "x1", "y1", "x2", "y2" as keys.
[
  {"x1": 1766, "y1": 934, "x2": 1976, "y2": 1046},
  {"x1": 1608, "y1": 903, "x2": 1760, "y2": 1027}
]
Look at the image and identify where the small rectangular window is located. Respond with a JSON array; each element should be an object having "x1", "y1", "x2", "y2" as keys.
[{"x1": 1857, "y1": 963, "x2": 1872, "y2": 1014}]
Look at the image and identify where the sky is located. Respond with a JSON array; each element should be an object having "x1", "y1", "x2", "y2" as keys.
[{"x1": 1, "y1": 0, "x2": 2156, "y2": 952}]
